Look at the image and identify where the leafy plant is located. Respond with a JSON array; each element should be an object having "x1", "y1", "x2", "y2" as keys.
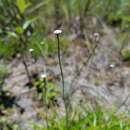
[
  {"x1": 0, "y1": 0, "x2": 37, "y2": 82},
  {"x1": 0, "y1": 116, "x2": 19, "y2": 130},
  {"x1": 16, "y1": 0, "x2": 31, "y2": 14},
  {"x1": 121, "y1": 48, "x2": 130, "y2": 61},
  {"x1": 34, "y1": 78, "x2": 59, "y2": 106}
]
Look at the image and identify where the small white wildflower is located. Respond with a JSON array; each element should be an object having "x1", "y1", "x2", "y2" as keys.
[
  {"x1": 53, "y1": 29, "x2": 62, "y2": 35},
  {"x1": 29, "y1": 48, "x2": 34, "y2": 52},
  {"x1": 40, "y1": 73, "x2": 47, "y2": 79},
  {"x1": 109, "y1": 64, "x2": 115, "y2": 68},
  {"x1": 93, "y1": 32, "x2": 100, "y2": 42},
  {"x1": 93, "y1": 33, "x2": 99, "y2": 37}
]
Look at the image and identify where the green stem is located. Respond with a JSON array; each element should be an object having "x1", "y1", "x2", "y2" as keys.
[
  {"x1": 20, "y1": 36, "x2": 32, "y2": 83},
  {"x1": 57, "y1": 35, "x2": 65, "y2": 101},
  {"x1": 56, "y1": 34, "x2": 68, "y2": 129},
  {"x1": 43, "y1": 77, "x2": 48, "y2": 129}
]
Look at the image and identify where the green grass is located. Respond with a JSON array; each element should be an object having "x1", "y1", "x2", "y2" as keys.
[
  {"x1": 0, "y1": 105, "x2": 130, "y2": 130},
  {"x1": 32, "y1": 107, "x2": 130, "y2": 130}
]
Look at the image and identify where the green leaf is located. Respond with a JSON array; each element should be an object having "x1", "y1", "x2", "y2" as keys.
[
  {"x1": 7, "y1": 31, "x2": 17, "y2": 38},
  {"x1": 16, "y1": 0, "x2": 31, "y2": 14},
  {"x1": 15, "y1": 26, "x2": 24, "y2": 34},
  {"x1": 93, "y1": 115, "x2": 97, "y2": 127},
  {"x1": 23, "y1": 18, "x2": 36, "y2": 30}
]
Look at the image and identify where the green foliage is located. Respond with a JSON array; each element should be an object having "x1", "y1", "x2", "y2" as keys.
[
  {"x1": 0, "y1": 0, "x2": 38, "y2": 60},
  {"x1": 0, "y1": 116, "x2": 19, "y2": 130},
  {"x1": 121, "y1": 48, "x2": 130, "y2": 61},
  {"x1": 34, "y1": 78, "x2": 59, "y2": 105},
  {"x1": 28, "y1": 31, "x2": 70, "y2": 59},
  {"x1": 0, "y1": 40, "x2": 19, "y2": 59},
  {"x1": 104, "y1": 0, "x2": 130, "y2": 29},
  {"x1": 1, "y1": 1, "x2": 130, "y2": 130},
  {"x1": 33, "y1": 107, "x2": 130, "y2": 130},
  {"x1": 16, "y1": 0, "x2": 31, "y2": 14},
  {"x1": 0, "y1": 0, "x2": 130, "y2": 60},
  {"x1": 0, "y1": 64, "x2": 8, "y2": 79},
  {"x1": 0, "y1": 64, "x2": 8, "y2": 85}
]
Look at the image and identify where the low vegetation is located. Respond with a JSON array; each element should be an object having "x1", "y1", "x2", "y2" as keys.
[{"x1": 0, "y1": 0, "x2": 130, "y2": 130}]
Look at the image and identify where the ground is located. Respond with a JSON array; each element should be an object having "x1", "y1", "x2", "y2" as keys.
[{"x1": 2, "y1": 24, "x2": 130, "y2": 129}]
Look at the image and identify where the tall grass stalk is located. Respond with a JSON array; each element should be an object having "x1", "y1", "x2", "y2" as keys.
[{"x1": 54, "y1": 30, "x2": 69, "y2": 130}]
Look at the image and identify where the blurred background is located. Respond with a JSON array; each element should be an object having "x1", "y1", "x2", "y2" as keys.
[{"x1": 1, "y1": 0, "x2": 130, "y2": 130}]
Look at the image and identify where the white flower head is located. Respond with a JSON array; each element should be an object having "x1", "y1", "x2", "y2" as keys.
[
  {"x1": 93, "y1": 33, "x2": 99, "y2": 37},
  {"x1": 29, "y1": 48, "x2": 34, "y2": 52},
  {"x1": 109, "y1": 64, "x2": 115, "y2": 68},
  {"x1": 93, "y1": 32, "x2": 100, "y2": 42},
  {"x1": 53, "y1": 29, "x2": 62, "y2": 35},
  {"x1": 40, "y1": 73, "x2": 47, "y2": 79}
]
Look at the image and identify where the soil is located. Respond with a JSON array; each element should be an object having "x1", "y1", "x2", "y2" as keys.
[{"x1": 2, "y1": 25, "x2": 130, "y2": 129}]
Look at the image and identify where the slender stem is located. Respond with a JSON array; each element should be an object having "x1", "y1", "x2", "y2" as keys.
[
  {"x1": 43, "y1": 77, "x2": 48, "y2": 129},
  {"x1": 70, "y1": 43, "x2": 98, "y2": 88},
  {"x1": 54, "y1": 1, "x2": 60, "y2": 29},
  {"x1": 56, "y1": 34, "x2": 68, "y2": 129},
  {"x1": 22, "y1": 57, "x2": 32, "y2": 83},
  {"x1": 84, "y1": 0, "x2": 91, "y2": 17},
  {"x1": 57, "y1": 35, "x2": 65, "y2": 100},
  {"x1": 21, "y1": 46, "x2": 31, "y2": 83},
  {"x1": 20, "y1": 36, "x2": 32, "y2": 83}
]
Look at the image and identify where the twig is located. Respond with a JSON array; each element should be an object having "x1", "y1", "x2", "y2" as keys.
[{"x1": 70, "y1": 42, "x2": 98, "y2": 88}]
